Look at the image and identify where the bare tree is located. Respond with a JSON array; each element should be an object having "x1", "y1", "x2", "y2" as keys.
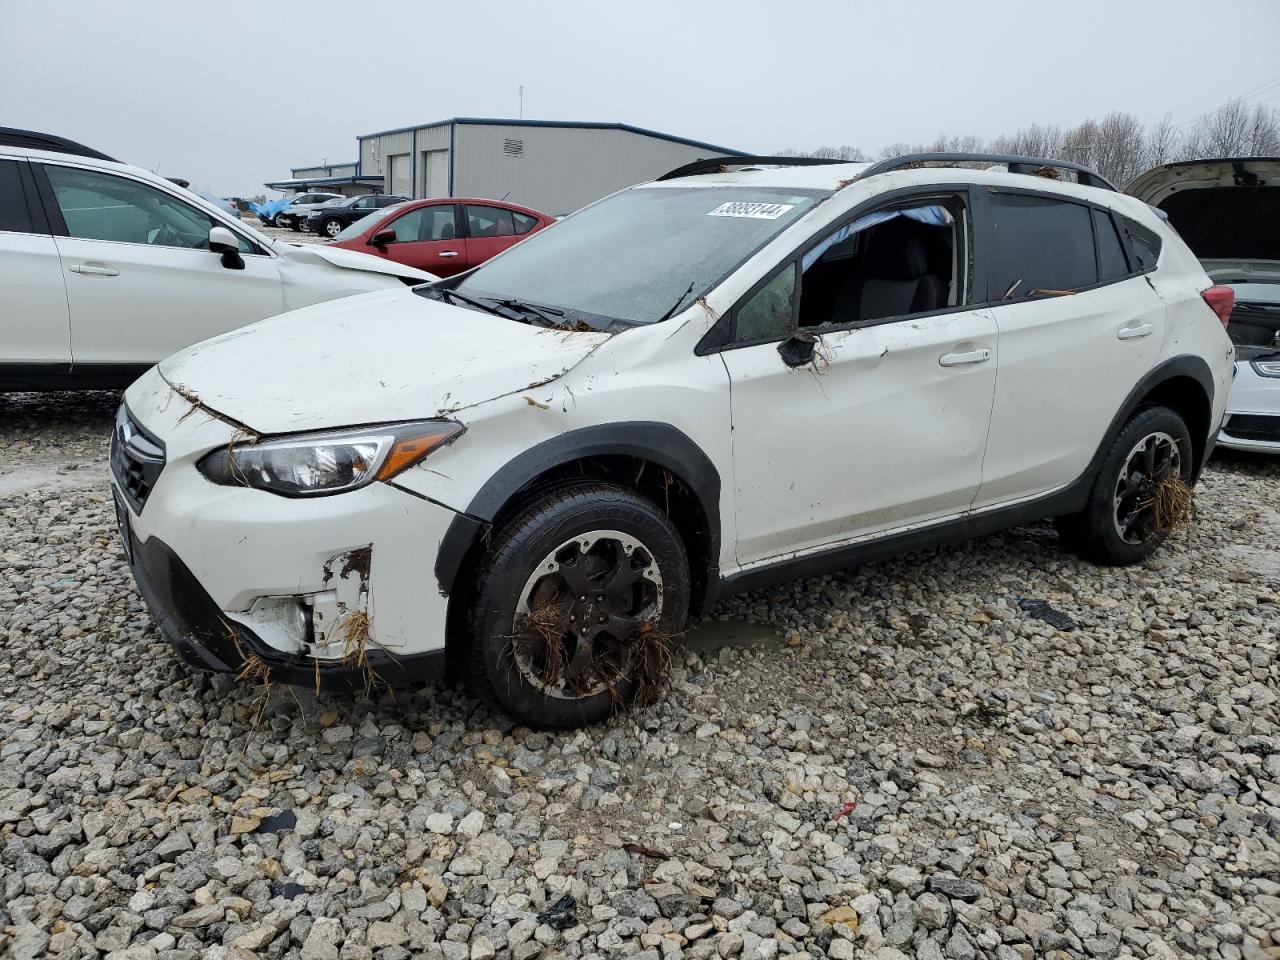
[
  {"x1": 779, "y1": 98, "x2": 1280, "y2": 174},
  {"x1": 1144, "y1": 114, "x2": 1179, "y2": 168}
]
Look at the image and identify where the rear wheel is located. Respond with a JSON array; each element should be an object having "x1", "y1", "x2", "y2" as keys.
[
  {"x1": 1057, "y1": 405, "x2": 1193, "y2": 565},
  {"x1": 464, "y1": 483, "x2": 689, "y2": 728}
]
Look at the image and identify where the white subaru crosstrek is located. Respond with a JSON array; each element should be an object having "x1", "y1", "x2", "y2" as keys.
[
  {"x1": 0, "y1": 128, "x2": 435, "y2": 391},
  {"x1": 112, "y1": 151, "x2": 1235, "y2": 728}
]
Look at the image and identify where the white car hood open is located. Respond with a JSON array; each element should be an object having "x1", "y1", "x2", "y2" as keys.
[
  {"x1": 158, "y1": 289, "x2": 610, "y2": 434},
  {"x1": 272, "y1": 239, "x2": 438, "y2": 283}
]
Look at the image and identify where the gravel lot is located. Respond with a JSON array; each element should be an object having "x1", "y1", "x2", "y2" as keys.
[{"x1": 1, "y1": 390, "x2": 1278, "y2": 960}]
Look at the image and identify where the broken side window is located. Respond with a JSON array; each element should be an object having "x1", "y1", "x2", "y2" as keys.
[{"x1": 798, "y1": 201, "x2": 962, "y2": 328}]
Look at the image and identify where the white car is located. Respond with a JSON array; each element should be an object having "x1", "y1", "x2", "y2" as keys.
[
  {"x1": 1129, "y1": 157, "x2": 1280, "y2": 453},
  {"x1": 114, "y1": 151, "x2": 1234, "y2": 728},
  {"x1": 0, "y1": 128, "x2": 435, "y2": 390}
]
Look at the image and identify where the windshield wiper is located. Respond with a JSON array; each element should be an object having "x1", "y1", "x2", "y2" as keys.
[
  {"x1": 656, "y1": 281, "x2": 695, "y2": 323},
  {"x1": 435, "y1": 287, "x2": 509, "y2": 316},
  {"x1": 491, "y1": 298, "x2": 566, "y2": 326}
]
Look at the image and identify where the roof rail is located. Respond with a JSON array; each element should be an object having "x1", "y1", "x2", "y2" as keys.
[
  {"x1": 859, "y1": 152, "x2": 1118, "y2": 191},
  {"x1": 0, "y1": 126, "x2": 117, "y2": 162},
  {"x1": 656, "y1": 155, "x2": 846, "y2": 181}
]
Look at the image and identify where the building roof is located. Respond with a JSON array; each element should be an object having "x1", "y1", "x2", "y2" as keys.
[
  {"x1": 289, "y1": 161, "x2": 358, "y2": 176},
  {"x1": 264, "y1": 174, "x2": 384, "y2": 190},
  {"x1": 355, "y1": 117, "x2": 745, "y2": 156}
]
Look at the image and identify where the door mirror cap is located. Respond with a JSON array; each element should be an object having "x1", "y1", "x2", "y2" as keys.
[
  {"x1": 370, "y1": 229, "x2": 396, "y2": 247},
  {"x1": 208, "y1": 226, "x2": 245, "y2": 270}
]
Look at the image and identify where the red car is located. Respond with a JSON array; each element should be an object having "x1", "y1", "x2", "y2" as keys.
[{"x1": 328, "y1": 197, "x2": 554, "y2": 277}]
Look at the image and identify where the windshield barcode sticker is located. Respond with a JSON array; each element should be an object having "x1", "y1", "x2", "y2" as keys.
[{"x1": 707, "y1": 201, "x2": 795, "y2": 220}]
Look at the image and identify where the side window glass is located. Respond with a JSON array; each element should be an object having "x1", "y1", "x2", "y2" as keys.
[
  {"x1": 513, "y1": 212, "x2": 539, "y2": 236},
  {"x1": 1094, "y1": 209, "x2": 1130, "y2": 282},
  {"x1": 1119, "y1": 216, "x2": 1162, "y2": 273},
  {"x1": 734, "y1": 263, "x2": 796, "y2": 343},
  {"x1": 466, "y1": 204, "x2": 515, "y2": 238},
  {"x1": 386, "y1": 206, "x2": 456, "y2": 243},
  {"x1": 798, "y1": 201, "x2": 962, "y2": 328},
  {"x1": 989, "y1": 193, "x2": 1097, "y2": 299},
  {"x1": 0, "y1": 160, "x2": 33, "y2": 233},
  {"x1": 45, "y1": 165, "x2": 219, "y2": 251}
]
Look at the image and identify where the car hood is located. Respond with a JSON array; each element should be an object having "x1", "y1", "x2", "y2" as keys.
[
  {"x1": 1127, "y1": 157, "x2": 1280, "y2": 264},
  {"x1": 271, "y1": 239, "x2": 437, "y2": 282},
  {"x1": 158, "y1": 289, "x2": 610, "y2": 434}
]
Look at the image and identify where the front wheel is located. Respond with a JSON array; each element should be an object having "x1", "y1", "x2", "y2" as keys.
[
  {"x1": 464, "y1": 483, "x2": 690, "y2": 728},
  {"x1": 322, "y1": 218, "x2": 343, "y2": 238},
  {"x1": 1057, "y1": 405, "x2": 1194, "y2": 566}
]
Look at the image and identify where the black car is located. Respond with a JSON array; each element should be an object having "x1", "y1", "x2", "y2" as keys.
[{"x1": 304, "y1": 194, "x2": 408, "y2": 238}]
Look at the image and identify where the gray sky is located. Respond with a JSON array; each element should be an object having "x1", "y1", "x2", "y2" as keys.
[{"x1": 4, "y1": 0, "x2": 1278, "y2": 196}]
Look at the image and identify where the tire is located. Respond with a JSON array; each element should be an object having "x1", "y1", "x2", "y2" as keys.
[
  {"x1": 1057, "y1": 405, "x2": 1194, "y2": 566},
  {"x1": 464, "y1": 482, "x2": 690, "y2": 728},
  {"x1": 322, "y1": 218, "x2": 343, "y2": 239},
  {"x1": 290, "y1": 219, "x2": 302, "y2": 232}
]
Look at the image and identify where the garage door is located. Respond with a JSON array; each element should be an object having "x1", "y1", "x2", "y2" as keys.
[
  {"x1": 388, "y1": 154, "x2": 411, "y2": 196},
  {"x1": 423, "y1": 149, "x2": 448, "y2": 198}
]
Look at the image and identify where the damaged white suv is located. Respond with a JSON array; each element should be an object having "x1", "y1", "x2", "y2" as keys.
[{"x1": 113, "y1": 152, "x2": 1235, "y2": 728}]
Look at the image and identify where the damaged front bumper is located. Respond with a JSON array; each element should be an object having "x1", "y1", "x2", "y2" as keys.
[{"x1": 113, "y1": 368, "x2": 459, "y2": 690}]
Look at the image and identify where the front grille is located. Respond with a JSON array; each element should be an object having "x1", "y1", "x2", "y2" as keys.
[
  {"x1": 110, "y1": 404, "x2": 166, "y2": 513},
  {"x1": 1223, "y1": 414, "x2": 1280, "y2": 443}
]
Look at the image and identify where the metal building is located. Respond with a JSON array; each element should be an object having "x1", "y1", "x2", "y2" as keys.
[
  {"x1": 263, "y1": 161, "x2": 384, "y2": 197},
  {"x1": 351, "y1": 118, "x2": 744, "y2": 214}
]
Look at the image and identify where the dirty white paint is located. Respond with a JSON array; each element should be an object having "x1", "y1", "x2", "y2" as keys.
[
  {"x1": 0, "y1": 141, "x2": 435, "y2": 368},
  {"x1": 120, "y1": 160, "x2": 1233, "y2": 663}
]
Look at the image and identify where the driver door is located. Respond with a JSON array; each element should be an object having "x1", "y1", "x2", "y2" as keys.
[
  {"x1": 37, "y1": 163, "x2": 283, "y2": 366},
  {"x1": 721, "y1": 192, "x2": 999, "y2": 566}
]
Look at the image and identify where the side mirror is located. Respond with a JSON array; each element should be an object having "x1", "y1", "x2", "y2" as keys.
[
  {"x1": 208, "y1": 226, "x2": 245, "y2": 270},
  {"x1": 370, "y1": 229, "x2": 396, "y2": 247},
  {"x1": 777, "y1": 331, "x2": 817, "y2": 368}
]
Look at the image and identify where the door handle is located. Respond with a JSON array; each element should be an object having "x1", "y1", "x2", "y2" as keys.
[
  {"x1": 939, "y1": 348, "x2": 991, "y2": 367},
  {"x1": 438, "y1": 251, "x2": 459, "y2": 257},
  {"x1": 1117, "y1": 322, "x2": 1153, "y2": 340},
  {"x1": 69, "y1": 263, "x2": 119, "y2": 277}
]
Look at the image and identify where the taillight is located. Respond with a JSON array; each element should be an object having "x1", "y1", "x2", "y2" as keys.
[{"x1": 1202, "y1": 285, "x2": 1235, "y2": 328}]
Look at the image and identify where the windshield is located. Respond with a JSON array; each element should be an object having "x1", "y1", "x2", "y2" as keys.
[
  {"x1": 452, "y1": 185, "x2": 826, "y2": 324},
  {"x1": 1228, "y1": 282, "x2": 1280, "y2": 306},
  {"x1": 333, "y1": 207, "x2": 398, "y2": 241}
]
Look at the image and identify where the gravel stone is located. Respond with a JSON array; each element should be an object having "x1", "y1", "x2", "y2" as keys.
[{"x1": 2, "y1": 394, "x2": 1278, "y2": 960}]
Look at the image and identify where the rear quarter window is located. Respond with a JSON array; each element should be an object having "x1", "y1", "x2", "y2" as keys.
[{"x1": 1118, "y1": 216, "x2": 1162, "y2": 272}]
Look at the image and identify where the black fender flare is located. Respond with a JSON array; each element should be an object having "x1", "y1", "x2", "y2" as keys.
[
  {"x1": 433, "y1": 422, "x2": 721, "y2": 598},
  {"x1": 1083, "y1": 354, "x2": 1216, "y2": 481}
]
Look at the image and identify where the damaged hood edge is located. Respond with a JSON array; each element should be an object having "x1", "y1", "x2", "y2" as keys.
[
  {"x1": 271, "y1": 238, "x2": 438, "y2": 283},
  {"x1": 158, "y1": 289, "x2": 611, "y2": 434}
]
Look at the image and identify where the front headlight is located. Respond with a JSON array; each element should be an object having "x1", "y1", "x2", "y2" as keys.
[
  {"x1": 1252, "y1": 360, "x2": 1280, "y2": 378},
  {"x1": 197, "y1": 421, "x2": 463, "y2": 497}
]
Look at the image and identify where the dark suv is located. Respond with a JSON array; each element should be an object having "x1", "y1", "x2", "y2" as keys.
[{"x1": 304, "y1": 194, "x2": 408, "y2": 238}]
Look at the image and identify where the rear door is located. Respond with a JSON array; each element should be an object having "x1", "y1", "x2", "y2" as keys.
[
  {"x1": 37, "y1": 162, "x2": 284, "y2": 366},
  {"x1": 463, "y1": 203, "x2": 519, "y2": 267},
  {"x1": 973, "y1": 190, "x2": 1166, "y2": 507},
  {"x1": 378, "y1": 203, "x2": 465, "y2": 274},
  {"x1": 0, "y1": 158, "x2": 71, "y2": 367}
]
